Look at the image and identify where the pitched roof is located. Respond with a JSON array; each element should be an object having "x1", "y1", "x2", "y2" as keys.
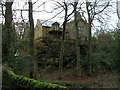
[{"x1": 39, "y1": 19, "x2": 54, "y2": 27}]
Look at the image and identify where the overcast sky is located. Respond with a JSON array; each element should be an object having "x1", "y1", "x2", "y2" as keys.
[{"x1": 0, "y1": 0, "x2": 120, "y2": 30}]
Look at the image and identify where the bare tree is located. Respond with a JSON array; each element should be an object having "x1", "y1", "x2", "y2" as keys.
[
  {"x1": 28, "y1": 0, "x2": 39, "y2": 79},
  {"x1": 0, "y1": 0, "x2": 5, "y2": 19},
  {"x1": 117, "y1": 1, "x2": 120, "y2": 19},
  {"x1": 85, "y1": 0, "x2": 110, "y2": 76},
  {"x1": 51, "y1": 0, "x2": 74, "y2": 80},
  {"x1": 74, "y1": 0, "x2": 81, "y2": 77}
]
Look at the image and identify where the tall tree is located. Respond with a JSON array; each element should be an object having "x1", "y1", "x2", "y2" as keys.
[
  {"x1": 57, "y1": 0, "x2": 74, "y2": 79},
  {"x1": 28, "y1": 0, "x2": 39, "y2": 79},
  {"x1": 3, "y1": 0, "x2": 14, "y2": 64},
  {"x1": 59, "y1": 1, "x2": 70, "y2": 79},
  {"x1": 85, "y1": 0, "x2": 110, "y2": 76},
  {"x1": 59, "y1": 1, "x2": 69, "y2": 80},
  {"x1": 86, "y1": 0, "x2": 92, "y2": 76},
  {"x1": 116, "y1": 0, "x2": 120, "y2": 72},
  {"x1": 74, "y1": 0, "x2": 81, "y2": 77}
]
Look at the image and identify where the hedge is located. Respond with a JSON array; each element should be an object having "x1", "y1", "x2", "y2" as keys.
[{"x1": 3, "y1": 70, "x2": 68, "y2": 89}]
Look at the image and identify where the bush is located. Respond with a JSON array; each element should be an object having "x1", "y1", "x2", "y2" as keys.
[
  {"x1": 91, "y1": 52, "x2": 102, "y2": 73},
  {"x1": 10, "y1": 54, "x2": 30, "y2": 77}
]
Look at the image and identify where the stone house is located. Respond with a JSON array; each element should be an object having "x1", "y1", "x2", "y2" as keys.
[
  {"x1": 65, "y1": 18, "x2": 89, "y2": 41},
  {"x1": 34, "y1": 17, "x2": 89, "y2": 41},
  {"x1": 34, "y1": 19, "x2": 62, "y2": 40}
]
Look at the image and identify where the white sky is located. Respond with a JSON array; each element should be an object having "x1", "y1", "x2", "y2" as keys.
[
  {"x1": 0, "y1": 0, "x2": 120, "y2": 30},
  {"x1": 117, "y1": 1, "x2": 120, "y2": 28}
]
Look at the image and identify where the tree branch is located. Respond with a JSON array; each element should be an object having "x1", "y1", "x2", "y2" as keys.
[{"x1": 94, "y1": 2, "x2": 110, "y2": 15}]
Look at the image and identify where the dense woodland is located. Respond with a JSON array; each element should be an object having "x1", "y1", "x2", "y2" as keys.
[{"x1": 1, "y1": 0, "x2": 120, "y2": 89}]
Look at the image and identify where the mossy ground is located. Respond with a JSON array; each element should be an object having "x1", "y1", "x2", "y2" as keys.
[{"x1": 3, "y1": 70, "x2": 68, "y2": 89}]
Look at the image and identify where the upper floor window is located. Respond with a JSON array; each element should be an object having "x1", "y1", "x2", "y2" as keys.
[{"x1": 52, "y1": 22, "x2": 60, "y2": 30}]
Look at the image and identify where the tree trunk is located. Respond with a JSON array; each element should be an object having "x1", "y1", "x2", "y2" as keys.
[
  {"x1": 28, "y1": 0, "x2": 39, "y2": 79},
  {"x1": 74, "y1": 1, "x2": 81, "y2": 77},
  {"x1": 86, "y1": 1, "x2": 92, "y2": 76},
  {"x1": 88, "y1": 23, "x2": 92, "y2": 76},
  {"x1": 59, "y1": 21, "x2": 66, "y2": 80},
  {"x1": 3, "y1": 1, "x2": 14, "y2": 64},
  {"x1": 59, "y1": 3, "x2": 68, "y2": 79},
  {"x1": 59, "y1": 39, "x2": 64, "y2": 80}
]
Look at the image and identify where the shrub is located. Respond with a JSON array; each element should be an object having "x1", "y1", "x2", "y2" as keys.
[{"x1": 10, "y1": 54, "x2": 31, "y2": 77}]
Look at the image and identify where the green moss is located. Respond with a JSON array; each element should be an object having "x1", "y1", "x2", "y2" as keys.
[{"x1": 5, "y1": 70, "x2": 68, "y2": 89}]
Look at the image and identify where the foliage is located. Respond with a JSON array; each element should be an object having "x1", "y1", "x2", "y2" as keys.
[
  {"x1": 16, "y1": 39, "x2": 29, "y2": 54},
  {"x1": 110, "y1": 29, "x2": 120, "y2": 71},
  {"x1": 91, "y1": 52, "x2": 102, "y2": 73},
  {"x1": 10, "y1": 54, "x2": 30, "y2": 77},
  {"x1": 94, "y1": 31, "x2": 118, "y2": 71},
  {"x1": 3, "y1": 70, "x2": 68, "y2": 89},
  {"x1": 2, "y1": 24, "x2": 17, "y2": 63},
  {"x1": 82, "y1": 31, "x2": 119, "y2": 73},
  {"x1": 2, "y1": 38, "x2": 31, "y2": 77},
  {"x1": 35, "y1": 39, "x2": 76, "y2": 68}
]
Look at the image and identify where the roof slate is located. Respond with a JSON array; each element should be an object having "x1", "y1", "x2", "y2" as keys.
[{"x1": 39, "y1": 19, "x2": 54, "y2": 27}]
